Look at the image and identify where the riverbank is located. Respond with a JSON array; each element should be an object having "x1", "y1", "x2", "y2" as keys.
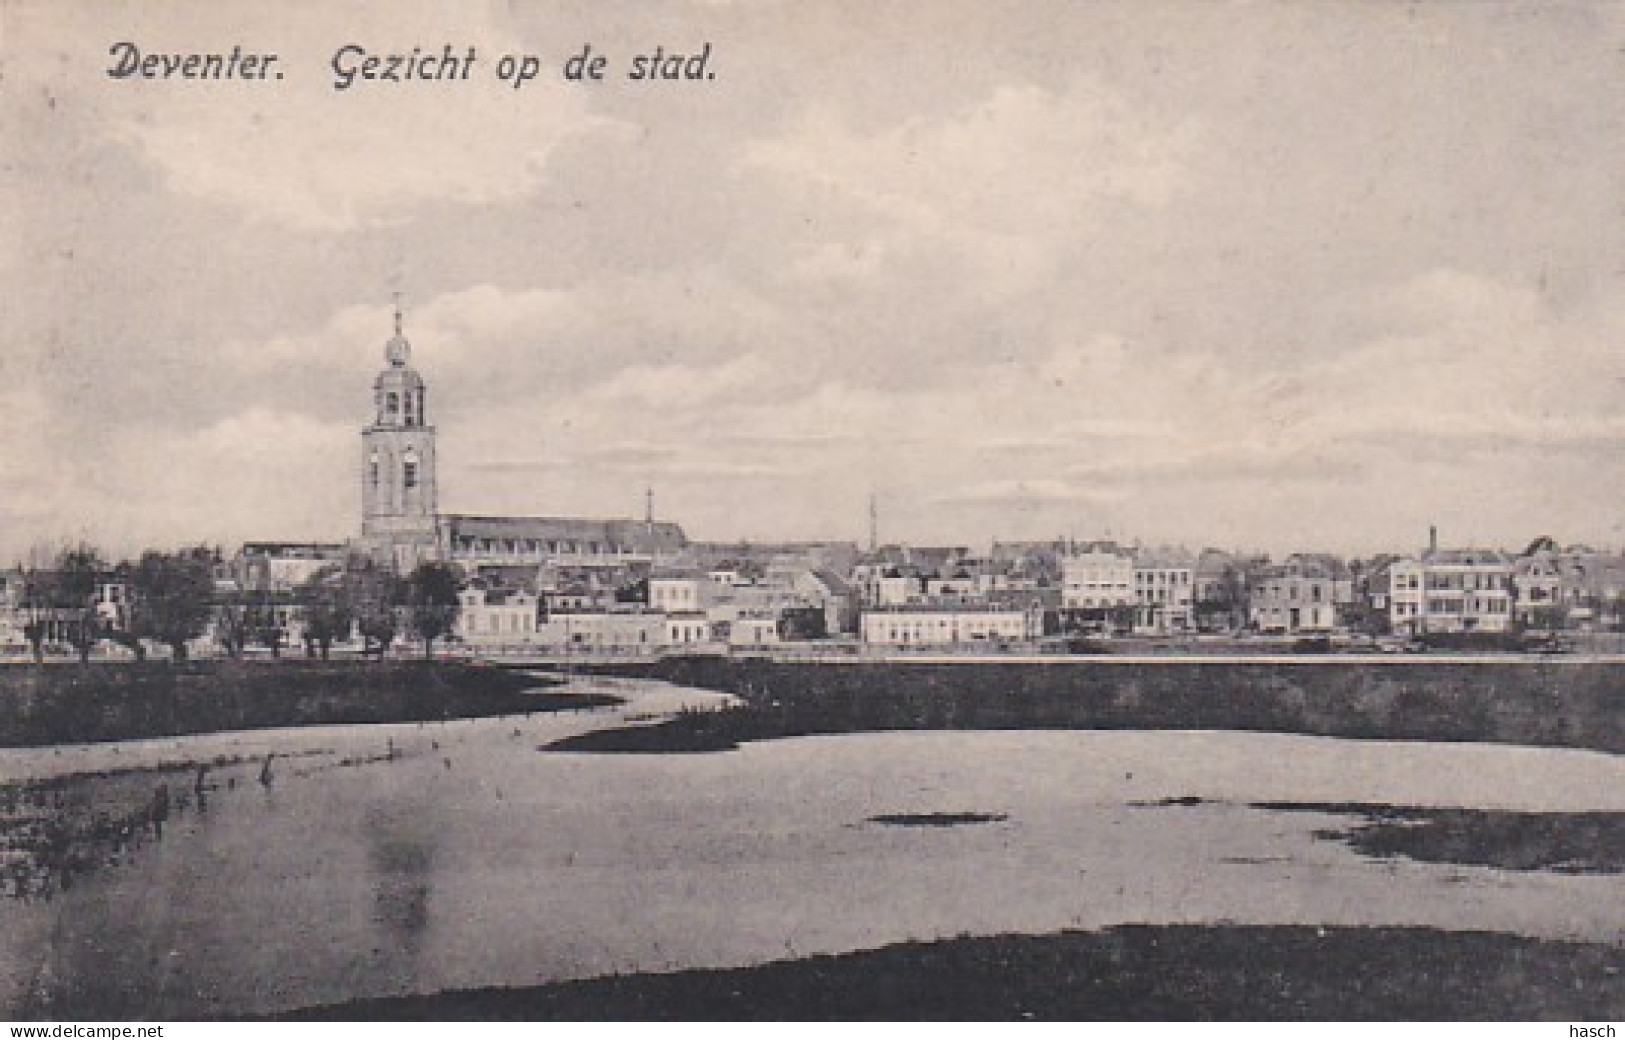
[
  {"x1": 277, "y1": 924, "x2": 1625, "y2": 1020},
  {"x1": 0, "y1": 660, "x2": 611, "y2": 747},
  {"x1": 555, "y1": 656, "x2": 1625, "y2": 754}
]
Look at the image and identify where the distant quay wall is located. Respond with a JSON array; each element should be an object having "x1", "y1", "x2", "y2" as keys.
[{"x1": 578, "y1": 654, "x2": 1625, "y2": 754}]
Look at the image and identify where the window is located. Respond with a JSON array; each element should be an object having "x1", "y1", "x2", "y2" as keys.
[
  {"x1": 387, "y1": 392, "x2": 399, "y2": 416},
  {"x1": 404, "y1": 459, "x2": 418, "y2": 490}
]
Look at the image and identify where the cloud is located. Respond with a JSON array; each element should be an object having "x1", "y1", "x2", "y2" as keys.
[
  {"x1": 742, "y1": 81, "x2": 1193, "y2": 298},
  {"x1": 587, "y1": 354, "x2": 775, "y2": 407},
  {"x1": 1296, "y1": 268, "x2": 1625, "y2": 449},
  {"x1": 0, "y1": 406, "x2": 355, "y2": 558},
  {"x1": 7, "y1": 5, "x2": 1625, "y2": 557},
  {"x1": 745, "y1": 84, "x2": 1188, "y2": 228},
  {"x1": 13, "y1": 2, "x2": 620, "y2": 230},
  {"x1": 0, "y1": 388, "x2": 81, "y2": 536}
]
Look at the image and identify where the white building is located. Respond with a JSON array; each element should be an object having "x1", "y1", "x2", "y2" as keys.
[
  {"x1": 728, "y1": 614, "x2": 781, "y2": 646},
  {"x1": 1388, "y1": 559, "x2": 1424, "y2": 633},
  {"x1": 663, "y1": 612, "x2": 712, "y2": 647},
  {"x1": 860, "y1": 605, "x2": 1035, "y2": 647},
  {"x1": 456, "y1": 586, "x2": 540, "y2": 645},
  {"x1": 535, "y1": 610, "x2": 665, "y2": 652},
  {"x1": 648, "y1": 570, "x2": 713, "y2": 613},
  {"x1": 1388, "y1": 549, "x2": 1513, "y2": 635},
  {"x1": 1061, "y1": 547, "x2": 1136, "y2": 610},
  {"x1": 1132, "y1": 548, "x2": 1195, "y2": 633}
]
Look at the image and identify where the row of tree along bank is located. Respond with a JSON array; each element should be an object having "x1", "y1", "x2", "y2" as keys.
[
  {"x1": 560, "y1": 657, "x2": 1625, "y2": 754},
  {"x1": 11, "y1": 543, "x2": 463, "y2": 663},
  {"x1": 0, "y1": 661, "x2": 600, "y2": 748}
]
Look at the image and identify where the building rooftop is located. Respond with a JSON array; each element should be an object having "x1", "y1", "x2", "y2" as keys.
[
  {"x1": 1421, "y1": 548, "x2": 1512, "y2": 568},
  {"x1": 442, "y1": 514, "x2": 687, "y2": 552},
  {"x1": 1134, "y1": 547, "x2": 1196, "y2": 569},
  {"x1": 239, "y1": 541, "x2": 347, "y2": 558}
]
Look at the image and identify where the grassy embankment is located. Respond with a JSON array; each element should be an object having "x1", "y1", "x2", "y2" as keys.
[
  {"x1": 278, "y1": 924, "x2": 1625, "y2": 1021},
  {"x1": 553, "y1": 657, "x2": 1625, "y2": 754},
  {"x1": 0, "y1": 660, "x2": 613, "y2": 747}
]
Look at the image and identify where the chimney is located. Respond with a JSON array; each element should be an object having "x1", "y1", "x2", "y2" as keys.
[{"x1": 1428, "y1": 524, "x2": 1438, "y2": 556}]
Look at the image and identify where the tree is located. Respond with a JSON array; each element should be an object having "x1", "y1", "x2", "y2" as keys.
[
  {"x1": 298, "y1": 567, "x2": 354, "y2": 660},
  {"x1": 61, "y1": 544, "x2": 110, "y2": 663},
  {"x1": 214, "y1": 599, "x2": 250, "y2": 659},
  {"x1": 247, "y1": 604, "x2": 287, "y2": 658},
  {"x1": 778, "y1": 605, "x2": 827, "y2": 641},
  {"x1": 1524, "y1": 603, "x2": 1570, "y2": 633},
  {"x1": 405, "y1": 561, "x2": 461, "y2": 660},
  {"x1": 340, "y1": 556, "x2": 400, "y2": 660},
  {"x1": 127, "y1": 547, "x2": 216, "y2": 662},
  {"x1": 19, "y1": 572, "x2": 54, "y2": 663},
  {"x1": 55, "y1": 545, "x2": 105, "y2": 614},
  {"x1": 20, "y1": 544, "x2": 109, "y2": 663}
]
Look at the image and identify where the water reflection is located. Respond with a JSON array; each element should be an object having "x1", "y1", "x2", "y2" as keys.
[{"x1": 364, "y1": 807, "x2": 437, "y2": 962}]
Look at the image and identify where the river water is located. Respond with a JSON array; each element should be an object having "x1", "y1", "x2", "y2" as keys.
[{"x1": 0, "y1": 674, "x2": 1620, "y2": 1018}]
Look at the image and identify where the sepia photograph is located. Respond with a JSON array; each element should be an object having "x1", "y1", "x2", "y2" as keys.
[{"x1": 0, "y1": 0, "x2": 1622, "y2": 1024}]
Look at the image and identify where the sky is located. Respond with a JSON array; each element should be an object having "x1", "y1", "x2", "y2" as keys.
[{"x1": 3, "y1": 0, "x2": 1625, "y2": 562}]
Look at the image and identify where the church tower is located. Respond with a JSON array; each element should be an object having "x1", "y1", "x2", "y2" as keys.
[{"x1": 360, "y1": 300, "x2": 439, "y2": 571}]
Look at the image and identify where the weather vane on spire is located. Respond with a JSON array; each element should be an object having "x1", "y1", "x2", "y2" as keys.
[{"x1": 385, "y1": 290, "x2": 411, "y2": 367}]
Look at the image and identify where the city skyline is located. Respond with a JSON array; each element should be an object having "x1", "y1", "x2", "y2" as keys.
[{"x1": 5, "y1": 2, "x2": 1625, "y2": 561}]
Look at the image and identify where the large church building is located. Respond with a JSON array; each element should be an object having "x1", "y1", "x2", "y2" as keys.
[{"x1": 358, "y1": 311, "x2": 686, "y2": 573}]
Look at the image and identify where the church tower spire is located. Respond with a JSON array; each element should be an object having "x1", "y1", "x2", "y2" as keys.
[{"x1": 360, "y1": 300, "x2": 439, "y2": 571}]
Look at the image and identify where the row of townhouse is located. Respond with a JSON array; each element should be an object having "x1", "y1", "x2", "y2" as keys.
[
  {"x1": 1238, "y1": 546, "x2": 1510, "y2": 637},
  {"x1": 457, "y1": 603, "x2": 791, "y2": 652},
  {"x1": 1349, "y1": 540, "x2": 1625, "y2": 637},
  {"x1": 14, "y1": 531, "x2": 1623, "y2": 658},
  {"x1": 453, "y1": 561, "x2": 858, "y2": 651},
  {"x1": 1058, "y1": 544, "x2": 1194, "y2": 634},
  {"x1": 1053, "y1": 539, "x2": 1590, "y2": 638}
]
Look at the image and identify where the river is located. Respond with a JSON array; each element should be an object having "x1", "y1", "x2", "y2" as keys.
[{"x1": 1, "y1": 673, "x2": 1620, "y2": 1018}]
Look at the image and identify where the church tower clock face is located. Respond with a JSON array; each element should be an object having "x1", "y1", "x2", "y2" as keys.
[{"x1": 360, "y1": 302, "x2": 438, "y2": 567}]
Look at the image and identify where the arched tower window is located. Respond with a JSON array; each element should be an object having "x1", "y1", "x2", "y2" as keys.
[
  {"x1": 369, "y1": 450, "x2": 380, "y2": 487},
  {"x1": 403, "y1": 448, "x2": 419, "y2": 490},
  {"x1": 387, "y1": 392, "x2": 400, "y2": 419}
]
